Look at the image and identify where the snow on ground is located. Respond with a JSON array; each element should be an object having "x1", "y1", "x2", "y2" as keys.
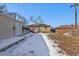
[
  {"x1": 11, "y1": 34, "x2": 50, "y2": 56},
  {"x1": 0, "y1": 32, "x2": 34, "y2": 51},
  {"x1": 63, "y1": 32, "x2": 70, "y2": 36},
  {"x1": 0, "y1": 33, "x2": 67, "y2": 56},
  {"x1": 40, "y1": 33, "x2": 67, "y2": 56},
  {"x1": 0, "y1": 33, "x2": 34, "y2": 56}
]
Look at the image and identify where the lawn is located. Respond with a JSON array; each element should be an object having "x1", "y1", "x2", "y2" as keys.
[{"x1": 48, "y1": 33, "x2": 79, "y2": 56}]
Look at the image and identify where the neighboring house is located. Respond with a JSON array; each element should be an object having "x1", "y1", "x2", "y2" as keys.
[
  {"x1": 55, "y1": 25, "x2": 77, "y2": 34},
  {"x1": 27, "y1": 24, "x2": 51, "y2": 33},
  {"x1": 0, "y1": 13, "x2": 28, "y2": 39}
]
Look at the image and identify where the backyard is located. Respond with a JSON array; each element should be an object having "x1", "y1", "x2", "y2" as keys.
[{"x1": 48, "y1": 30, "x2": 79, "y2": 56}]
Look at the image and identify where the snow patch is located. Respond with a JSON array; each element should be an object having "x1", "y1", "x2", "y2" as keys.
[
  {"x1": 0, "y1": 33, "x2": 67, "y2": 56},
  {"x1": 40, "y1": 33, "x2": 67, "y2": 56},
  {"x1": 10, "y1": 34, "x2": 50, "y2": 56}
]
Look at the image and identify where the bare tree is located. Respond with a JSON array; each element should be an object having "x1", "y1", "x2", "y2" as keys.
[
  {"x1": 17, "y1": 14, "x2": 28, "y2": 25},
  {"x1": 34, "y1": 16, "x2": 44, "y2": 24},
  {"x1": 0, "y1": 4, "x2": 8, "y2": 13},
  {"x1": 29, "y1": 16, "x2": 33, "y2": 21},
  {"x1": 8, "y1": 12, "x2": 17, "y2": 19},
  {"x1": 22, "y1": 17, "x2": 28, "y2": 24}
]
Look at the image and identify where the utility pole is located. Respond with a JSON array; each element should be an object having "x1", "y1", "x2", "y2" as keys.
[
  {"x1": 70, "y1": 3, "x2": 78, "y2": 29},
  {"x1": 74, "y1": 3, "x2": 77, "y2": 28}
]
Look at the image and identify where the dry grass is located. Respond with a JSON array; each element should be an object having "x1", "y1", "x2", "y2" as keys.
[{"x1": 48, "y1": 33, "x2": 79, "y2": 56}]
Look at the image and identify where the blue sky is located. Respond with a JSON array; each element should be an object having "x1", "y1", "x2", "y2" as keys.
[{"x1": 5, "y1": 3, "x2": 79, "y2": 27}]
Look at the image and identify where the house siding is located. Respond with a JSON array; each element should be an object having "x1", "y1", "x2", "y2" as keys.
[
  {"x1": 0, "y1": 13, "x2": 23, "y2": 39},
  {"x1": 56, "y1": 28, "x2": 74, "y2": 34},
  {"x1": 0, "y1": 14, "x2": 15, "y2": 39},
  {"x1": 27, "y1": 25, "x2": 51, "y2": 33}
]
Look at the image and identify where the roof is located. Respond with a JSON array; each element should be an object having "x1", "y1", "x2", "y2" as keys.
[
  {"x1": 56, "y1": 25, "x2": 78, "y2": 29},
  {"x1": 0, "y1": 13, "x2": 24, "y2": 24},
  {"x1": 27, "y1": 24, "x2": 50, "y2": 27}
]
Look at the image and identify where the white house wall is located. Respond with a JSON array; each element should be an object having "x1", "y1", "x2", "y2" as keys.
[
  {"x1": 15, "y1": 21, "x2": 22, "y2": 36},
  {"x1": 0, "y1": 13, "x2": 23, "y2": 39},
  {"x1": 0, "y1": 14, "x2": 15, "y2": 39}
]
